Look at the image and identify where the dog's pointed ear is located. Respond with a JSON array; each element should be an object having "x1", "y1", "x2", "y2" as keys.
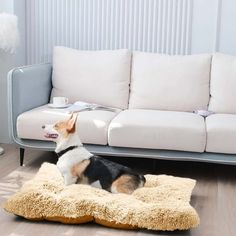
[{"x1": 67, "y1": 113, "x2": 78, "y2": 133}]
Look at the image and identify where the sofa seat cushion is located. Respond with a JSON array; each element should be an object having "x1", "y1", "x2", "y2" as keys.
[
  {"x1": 108, "y1": 110, "x2": 206, "y2": 152},
  {"x1": 51, "y1": 47, "x2": 131, "y2": 109},
  {"x1": 17, "y1": 105, "x2": 119, "y2": 145},
  {"x1": 129, "y1": 52, "x2": 211, "y2": 112},
  {"x1": 209, "y1": 53, "x2": 236, "y2": 114},
  {"x1": 206, "y1": 114, "x2": 236, "y2": 154}
]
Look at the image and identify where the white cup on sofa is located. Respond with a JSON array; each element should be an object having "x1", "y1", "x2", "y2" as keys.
[{"x1": 50, "y1": 97, "x2": 69, "y2": 108}]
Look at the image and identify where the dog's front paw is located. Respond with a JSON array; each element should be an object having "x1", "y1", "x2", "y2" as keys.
[{"x1": 63, "y1": 174, "x2": 77, "y2": 186}]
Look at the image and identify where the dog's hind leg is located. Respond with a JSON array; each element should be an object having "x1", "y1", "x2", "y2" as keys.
[{"x1": 111, "y1": 174, "x2": 143, "y2": 194}]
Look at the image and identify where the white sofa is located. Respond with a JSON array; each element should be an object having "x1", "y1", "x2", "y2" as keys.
[{"x1": 8, "y1": 47, "x2": 236, "y2": 165}]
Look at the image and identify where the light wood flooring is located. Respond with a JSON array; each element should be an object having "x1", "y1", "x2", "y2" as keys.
[{"x1": 0, "y1": 143, "x2": 236, "y2": 236}]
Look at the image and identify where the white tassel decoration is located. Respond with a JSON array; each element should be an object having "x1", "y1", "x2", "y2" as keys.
[{"x1": 0, "y1": 13, "x2": 19, "y2": 53}]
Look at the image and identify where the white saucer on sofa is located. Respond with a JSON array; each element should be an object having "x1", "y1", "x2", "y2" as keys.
[{"x1": 48, "y1": 104, "x2": 71, "y2": 109}]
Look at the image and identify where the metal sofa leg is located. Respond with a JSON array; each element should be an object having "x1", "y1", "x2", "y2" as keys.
[{"x1": 20, "y1": 148, "x2": 25, "y2": 166}]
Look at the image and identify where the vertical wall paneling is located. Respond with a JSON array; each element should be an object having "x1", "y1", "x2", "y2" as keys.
[
  {"x1": 214, "y1": 0, "x2": 222, "y2": 52},
  {"x1": 25, "y1": 0, "x2": 194, "y2": 64}
]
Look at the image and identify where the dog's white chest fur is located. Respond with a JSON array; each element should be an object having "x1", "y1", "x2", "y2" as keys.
[{"x1": 57, "y1": 147, "x2": 92, "y2": 185}]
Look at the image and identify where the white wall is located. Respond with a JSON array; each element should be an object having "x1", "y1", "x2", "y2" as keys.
[
  {"x1": 191, "y1": 0, "x2": 220, "y2": 53},
  {"x1": 13, "y1": 0, "x2": 26, "y2": 66},
  {"x1": 191, "y1": 0, "x2": 236, "y2": 55},
  {"x1": 0, "y1": 0, "x2": 26, "y2": 143},
  {"x1": 218, "y1": 0, "x2": 236, "y2": 55},
  {"x1": 0, "y1": 0, "x2": 14, "y2": 13},
  {"x1": 0, "y1": 0, "x2": 14, "y2": 143}
]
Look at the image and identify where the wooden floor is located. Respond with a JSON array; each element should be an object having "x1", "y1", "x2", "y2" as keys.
[{"x1": 0, "y1": 144, "x2": 236, "y2": 236}]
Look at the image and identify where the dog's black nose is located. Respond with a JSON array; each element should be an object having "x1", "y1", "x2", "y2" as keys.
[{"x1": 42, "y1": 125, "x2": 45, "y2": 129}]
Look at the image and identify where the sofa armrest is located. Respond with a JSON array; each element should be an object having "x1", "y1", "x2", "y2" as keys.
[{"x1": 8, "y1": 63, "x2": 52, "y2": 143}]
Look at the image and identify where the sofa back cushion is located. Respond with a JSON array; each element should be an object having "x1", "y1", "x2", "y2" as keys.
[
  {"x1": 209, "y1": 53, "x2": 236, "y2": 114},
  {"x1": 51, "y1": 47, "x2": 131, "y2": 109},
  {"x1": 129, "y1": 52, "x2": 211, "y2": 112}
]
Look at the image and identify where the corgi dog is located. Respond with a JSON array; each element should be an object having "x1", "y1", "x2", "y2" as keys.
[{"x1": 42, "y1": 113, "x2": 146, "y2": 194}]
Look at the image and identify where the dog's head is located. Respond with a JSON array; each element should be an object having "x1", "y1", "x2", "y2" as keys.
[{"x1": 42, "y1": 113, "x2": 78, "y2": 142}]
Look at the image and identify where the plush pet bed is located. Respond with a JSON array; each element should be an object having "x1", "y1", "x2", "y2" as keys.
[{"x1": 4, "y1": 163, "x2": 199, "y2": 231}]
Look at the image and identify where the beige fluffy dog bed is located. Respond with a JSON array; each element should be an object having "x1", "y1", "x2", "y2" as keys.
[{"x1": 4, "y1": 163, "x2": 199, "y2": 231}]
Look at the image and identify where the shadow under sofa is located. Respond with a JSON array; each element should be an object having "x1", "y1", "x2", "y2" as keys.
[{"x1": 8, "y1": 49, "x2": 236, "y2": 166}]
